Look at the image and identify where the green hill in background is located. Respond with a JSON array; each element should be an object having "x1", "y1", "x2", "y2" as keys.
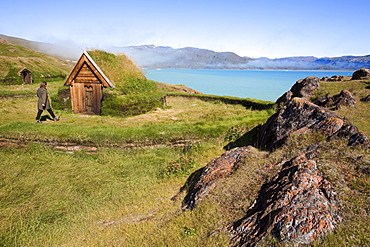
[{"x1": 0, "y1": 37, "x2": 73, "y2": 85}]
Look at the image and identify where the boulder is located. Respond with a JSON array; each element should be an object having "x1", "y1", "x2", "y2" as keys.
[
  {"x1": 333, "y1": 89, "x2": 356, "y2": 109},
  {"x1": 321, "y1": 75, "x2": 344, "y2": 82},
  {"x1": 181, "y1": 146, "x2": 253, "y2": 210},
  {"x1": 255, "y1": 97, "x2": 369, "y2": 151},
  {"x1": 351, "y1": 68, "x2": 370, "y2": 80},
  {"x1": 320, "y1": 76, "x2": 329, "y2": 82},
  {"x1": 328, "y1": 75, "x2": 344, "y2": 81},
  {"x1": 227, "y1": 154, "x2": 342, "y2": 247},
  {"x1": 361, "y1": 95, "x2": 370, "y2": 102},
  {"x1": 316, "y1": 93, "x2": 334, "y2": 107},
  {"x1": 290, "y1": 76, "x2": 320, "y2": 98},
  {"x1": 317, "y1": 89, "x2": 356, "y2": 109},
  {"x1": 276, "y1": 76, "x2": 320, "y2": 105}
]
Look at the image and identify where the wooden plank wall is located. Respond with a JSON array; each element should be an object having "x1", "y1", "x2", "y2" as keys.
[
  {"x1": 92, "y1": 84, "x2": 103, "y2": 115},
  {"x1": 70, "y1": 82, "x2": 85, "y2": 114},
  {"x1": 69, "y1": 62, "x2": 104, "y2": 114}
]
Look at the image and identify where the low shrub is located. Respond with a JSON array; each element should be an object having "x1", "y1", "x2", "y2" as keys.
[
  {"x1": 101, "y1": 76, "x2": 165, "y2": 117},
  {"x1": 51, "y1": 86, "x2": 71, "y2": 111},
  {"x1": 101, "y1": 90, "x2": 165, "y2": 117},
  {"x1": 117, "y1": 76, "x2": 159, "y2": 95}
]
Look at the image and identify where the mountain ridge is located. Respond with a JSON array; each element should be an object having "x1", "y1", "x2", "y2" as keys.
[
  {"x1": 1, "y1": 33, "x2": 369, "y2": 70},
  {"x1": 115, "y1": 45, "x2": 370, "y2": 70}
]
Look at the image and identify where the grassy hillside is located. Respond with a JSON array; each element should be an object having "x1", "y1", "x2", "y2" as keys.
[{"x1": 0, "y1": 38, "x2": 72, "y2": 84}]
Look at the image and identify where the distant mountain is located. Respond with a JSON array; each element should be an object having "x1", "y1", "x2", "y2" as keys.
[
  {"x1": 108, "y1": 45, "x2": 253, "y2": 69},
  {"x1": 1, "y1": 34, "x2": 369, "y2": 70},
  {"x1": 110, "y1": 45, "x2": 370, "y2": 70},
  {"x1": 244, "y1": 55, "x2": 370, "y2": 70}
]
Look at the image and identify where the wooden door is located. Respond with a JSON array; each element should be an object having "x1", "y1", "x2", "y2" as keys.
[
  {"x1": 85, "y1": 84, "x2": 102, "y2": 115},
  {"x1": 85, "y1": 88, "x2": 94, "y2": 114},
  {"x1": 70, "y1": 83, "x2": 85, "y2": 114}
]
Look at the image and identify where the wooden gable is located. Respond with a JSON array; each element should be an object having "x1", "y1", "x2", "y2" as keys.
[
  {"x1": 64, "y1": 51, "x2": 114, "y2": 88},
  {"x1": 64, "y1": 52, "x2": 114, "y2": 115}
]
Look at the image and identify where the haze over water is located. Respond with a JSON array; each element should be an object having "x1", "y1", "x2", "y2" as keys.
[{"x1": 145, "y1": 69, "x2": 353, "y2": 101}]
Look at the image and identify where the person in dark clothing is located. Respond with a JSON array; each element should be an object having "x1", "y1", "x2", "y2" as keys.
[{"x1": 35, "y1": 81, "x2": 59, "y2": 123}]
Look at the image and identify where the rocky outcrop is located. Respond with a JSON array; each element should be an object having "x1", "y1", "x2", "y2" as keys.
[
  {"x1": 181, "y1": 146, "x2": 253, "y2": 210},
  {"x1": 320, "y1": 75, "x2": 344, "y2": 81},
  {"x1": 351, "y1": 68, "x2": 370, "y2": 80},
  {"x1": 289, "y1": 76, "x2": 320, "y2": 98},
  {"x1": 178, "y1": 74, "x2": 369, "y2": 246},
  {"x1": 227, "y1": 154, "x2": 342, "y2": 247},
  {"x1": 255, "y1": 97, "x2": 369, "y2": 151},
  {"x1": 276, "y1": 76, "x2": 320, "y2": 105},
  {"x1": 316, "y1": 89, "x2": 356, "y2": 109}
]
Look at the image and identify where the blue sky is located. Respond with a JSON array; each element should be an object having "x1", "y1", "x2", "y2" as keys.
[{"x1": 0, "y1": 0, "x2": 369, "y2": 58}]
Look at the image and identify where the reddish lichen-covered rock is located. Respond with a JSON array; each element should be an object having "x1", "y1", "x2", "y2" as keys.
[
  {"x1": 227, "y1": 154, "x2": 341, "y2": 246},
  {"x1": 181, "y1": 146, "x2": 254, "y2": 210}
]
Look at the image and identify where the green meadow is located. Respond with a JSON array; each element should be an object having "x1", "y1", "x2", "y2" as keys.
[
  {"x1": 0, "y1": 77, "x2": 369, "y2": 247},
  {"x1": 0, "y1": 79, "x2": 274, "y2": 246}
]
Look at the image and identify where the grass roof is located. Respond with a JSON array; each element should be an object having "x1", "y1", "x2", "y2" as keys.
[{"x1": 86, "y1": 50, "x2": 145, "y2": 89}]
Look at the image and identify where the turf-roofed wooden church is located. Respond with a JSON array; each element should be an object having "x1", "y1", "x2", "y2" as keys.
[{"x1": 64, "y1": 52, "x2": 114, "y2": 115}]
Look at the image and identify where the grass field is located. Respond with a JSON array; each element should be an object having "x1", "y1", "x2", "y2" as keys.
[
  {"x1": 0, "y1": 80, "x2": 273, "y2": 246},
  {"x1": 0, "y1": 78, "x2": 369, "y2": 246}
]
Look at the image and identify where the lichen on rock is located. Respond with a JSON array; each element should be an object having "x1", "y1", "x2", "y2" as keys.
[
  {"x1": 227, "y1": 154, "x2": 342, "y2": 246},
  {"x1": 181, "y1": 146, "x2": 254, "y2": 210},
  {"x1": 255, "y1": 97, "x2": 369, "y2": 150}
]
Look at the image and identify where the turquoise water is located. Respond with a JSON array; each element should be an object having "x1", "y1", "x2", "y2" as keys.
[{"x1": 144, "y1": 69, "x2": 353, "y2": 101}]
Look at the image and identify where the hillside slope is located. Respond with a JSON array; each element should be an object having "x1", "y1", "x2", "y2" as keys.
[
  {"x1": 0, "y1": 34, "x2": 79, "y2": 61},
  {"x1": 0, "y1": 37, "x2": 72, "y2": 85}
]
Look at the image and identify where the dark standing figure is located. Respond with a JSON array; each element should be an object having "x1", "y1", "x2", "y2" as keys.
[{"x1": 35, "y1": 81, "x2": 59, "y2": 123}]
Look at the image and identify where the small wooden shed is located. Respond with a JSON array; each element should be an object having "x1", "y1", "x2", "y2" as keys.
[
  {"x1": 64, "y1": 52, "x2": 114, "y2": 115},
  {"x1": 18, "y1": 67, "x2": 33, "y2": 84}
]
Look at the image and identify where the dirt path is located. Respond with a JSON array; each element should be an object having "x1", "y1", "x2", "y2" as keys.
[{"x1": 0, "y1": 137, "x2": 196, "y2": 153}]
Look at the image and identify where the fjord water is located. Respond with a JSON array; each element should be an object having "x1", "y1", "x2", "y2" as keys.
[{"x1": 145, "y1": 69, "x2": 352, "y2": 101}]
